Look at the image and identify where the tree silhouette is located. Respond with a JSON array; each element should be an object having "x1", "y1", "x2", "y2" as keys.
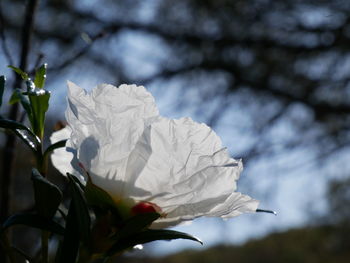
[{"x1": 1, "y1": 0, "x2": 350, "y2": 261}]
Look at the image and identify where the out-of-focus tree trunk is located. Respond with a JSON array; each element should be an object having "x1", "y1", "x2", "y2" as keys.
[{"x1": 0, "y1": 0, "x2": 39, "y2": 262}]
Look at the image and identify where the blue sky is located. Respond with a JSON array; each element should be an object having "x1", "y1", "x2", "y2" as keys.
[{"x1": 1, "y1": 0, "x2": 349, "y2": 256}]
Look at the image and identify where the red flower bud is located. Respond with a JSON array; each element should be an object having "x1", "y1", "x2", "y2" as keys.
[{"x1": 131, "y1": 202, "x2": 161, "y2": 215}]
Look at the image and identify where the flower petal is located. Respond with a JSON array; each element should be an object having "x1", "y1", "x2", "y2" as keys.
[
  {"x1": 50, "y1": 126, "x2": 81, "y2": 178},
  {"x1": 152, "y1": 193, "x2": 258, "y2": 228},
  {"x1": 121, "y1": 116, "x2": 257, "y2": 226},
  {"x1": 63, "y1": 81, "x2": 159, "y2": 202}
]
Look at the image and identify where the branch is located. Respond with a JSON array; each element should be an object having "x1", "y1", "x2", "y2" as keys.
[
  {"x1": 0, "y1": 1, "x2": 14, "y2": 65},
  {"x1": 1, "y1": 0, "x2": 39, "y2": 223},
  {"x1": 138, "y1": 59, "x2": 350, "y2": 117}
]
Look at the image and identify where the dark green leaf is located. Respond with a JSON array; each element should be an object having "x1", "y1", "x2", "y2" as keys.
[
  {"x1": 2, "y1": 213, "x2": 65, "y2": 235},
  {"x1": 58, "y1": 199, "x2": 80, "y2": 263},
  {"x1": 68, "y1": 174, "x2": 91, "y2": 242},
  {"x1": 8, "y1": 65, "x2": 29, "y2": 80},
  {"x1": 85, "y1": 176, "x2": 116, "y2": 209},
  {"x1": 9, "y1": 89, "x2": 20, "y2": 105},
  {"x1": 13, "y1": 129, "x2": 38, "y2": 154},
  {"x1": 112, "y1": 212, "x2": 160, "y2": 241},
  {"x1": 0, "y1": 118, "x2": 40, "y2": 143},
  {"x1": 106, "y1": 229, "x2": 202, "y2": 256},
  {"x1": 31, "y1": 169, "x2": 63, "y2": 219},
  {"x1": 59, "y1": 175, "x2": 91, "y2": 263},
  {"x1": 34, "y1": 63, "x2": 47, "y2": 89},
  {"x1": 67, "y1": 173, "x2": 85, "y2": 190},
  {"x1": 43, "y1": 139, "x2": 67, "y2": 160},
  {"x1": 0, "y1": 118, "x2": 40, "y2": 153},
  {"x1": 0, "y1": 76, "x2": 5, "y2": 107},
  {"x1": 9, "y1": 89, "x2": 32, "y2": 120},
  {"x1": 0, "y1": 118, "x2": 32, "y2": 133}
]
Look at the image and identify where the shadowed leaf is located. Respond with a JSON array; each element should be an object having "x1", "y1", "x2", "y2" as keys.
[
  {"x1": 31, "y1": 169, "x2": 62, "y2": 219},
  {"x1": 2, "y1": 213, "x2": 64, "y2": 235},
  {"x1": 112, "y1": 212, "x2": 160, "y2": 241},
  {"x1": 43, "y1": 139, "x2": 67, "y2": 159},
  {"x1": 106, "y1": 229, "x2": 202, "y2": 257}
]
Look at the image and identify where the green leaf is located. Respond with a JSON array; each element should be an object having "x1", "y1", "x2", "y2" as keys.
[
  {"x1": 0, "y1": 76, "x2": 5, "y2": 107},
  {"x1": 43, "y1": 139, "x2": 67, "y2": 160},
  {"x1": 28, "y1": 86, "x2": 51, "y2": 138},
  {"x1": 9, "y1": 89, "x2": 20, "y2": 105},
  {"x1": 106, "y1": 229, "x2": 202, "y2": 256},
  {"x1": 8, "y1": 65, "x2": 29, "y2": 80},
  {"x1": 67, "y1": 173, "x2": 85, "y2": 190},
  {"x1": 9, "y1": 89, "x2": 32, "y2": 119},
  {"x1": 2, "y1": 213, "x2": 65, "y2": 235},
  {"x1": 34, "y1": 63, "x2": 47, "y2": 89},
  {"x1": 84, "y1": 176, "x2": 132, "y2": 221},
  {"x1": 58, "y1": 200, "x2": 80, "y2": 263},
  {"x1": 0, "y1": 118, "x2": 32, "y2": 133},
  {"x1": 112, "y1": 212, "x2": 160, "y2": 241},
  {"x1": 31, "y1": 169, "x2": 63, "y2": 219},
  {"x1": 13, "y1": 129, "x2": 38, "y2": 154},
  {"x1": 0, "y1": 118, "x2": 40, "y2": 153},
  {"x1": 68, "y1": 174, "x2": 91, "y2": 242},
  {"x1": 59, "y1": 175, "x2": 91, "y2": 263},
  {"x1": 85, "y1": 176, "x2": 116, "y2": 209},
  {"x1": 8, "y1": 81, "x2": 50, "y2": 139},
  {"x1": 0, "y1": 118, "x2": 39, "y2": 141}
]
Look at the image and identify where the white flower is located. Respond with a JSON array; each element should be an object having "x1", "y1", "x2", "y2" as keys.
[{"x1": 51, "y1": 81, "x2": 259, "y2": 228}]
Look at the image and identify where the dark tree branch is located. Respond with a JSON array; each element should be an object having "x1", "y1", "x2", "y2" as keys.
[
  {"x1": 1, "y1": 2, "x2": 39, "y2": 260},
  {"x1": 0, "y1": 0, "x2": 39, "y2": 224},
  {"x1": 137, "y1": 59, "x2": 350, "y2": 118},
  {"x1": 0, "y1": 1, "x2": 14, "y2": 65}
]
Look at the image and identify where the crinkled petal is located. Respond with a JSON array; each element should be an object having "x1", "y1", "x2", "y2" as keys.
[
  {"x1": 66, "y1": 81, "x2": 158, "y2": 171},
  {"x1": 121, "y1": 116, "x2": 257, "y2": 226},
  {"x1": 58, "y1": 81, "x2": 159, "y2": 201},
  {"x1": 152, "y1": 193, "x2": 258, "y2": 228}
]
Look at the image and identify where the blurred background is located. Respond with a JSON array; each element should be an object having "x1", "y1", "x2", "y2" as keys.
[{"x1": 1, "y1": 0, "x2": 350, "y2": 262}]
